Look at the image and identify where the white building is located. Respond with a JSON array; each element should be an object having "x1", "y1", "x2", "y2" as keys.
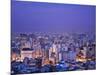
[{"x1": 20, "y1": 48, "x2": 33, "y2": 61}]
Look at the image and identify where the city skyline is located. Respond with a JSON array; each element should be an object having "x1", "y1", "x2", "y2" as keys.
[{"x1": 11, "y1": 1, "x2": 96, "y2": 74}]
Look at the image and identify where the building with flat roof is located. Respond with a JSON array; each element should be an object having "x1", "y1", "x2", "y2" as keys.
[{"x1": 21, "y1": 48, "x2": 33, "y2": 61}]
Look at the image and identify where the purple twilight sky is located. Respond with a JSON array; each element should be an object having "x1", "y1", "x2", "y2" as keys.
[{"x1": 11, "y1": 1, "x2": 96, "y2": 34}]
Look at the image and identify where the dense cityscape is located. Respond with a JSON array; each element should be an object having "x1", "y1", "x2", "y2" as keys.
[
  {"x1": 11, "y1": 0, "x2": 96, "y2": 74},
  {"x1": 11, "y1": 32, "x2": 96, "y2": 74}
]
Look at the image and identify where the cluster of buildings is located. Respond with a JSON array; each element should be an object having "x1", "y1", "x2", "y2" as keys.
[{"x1": 11, "y1": 32, "x2": 96, "y2": 66}]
